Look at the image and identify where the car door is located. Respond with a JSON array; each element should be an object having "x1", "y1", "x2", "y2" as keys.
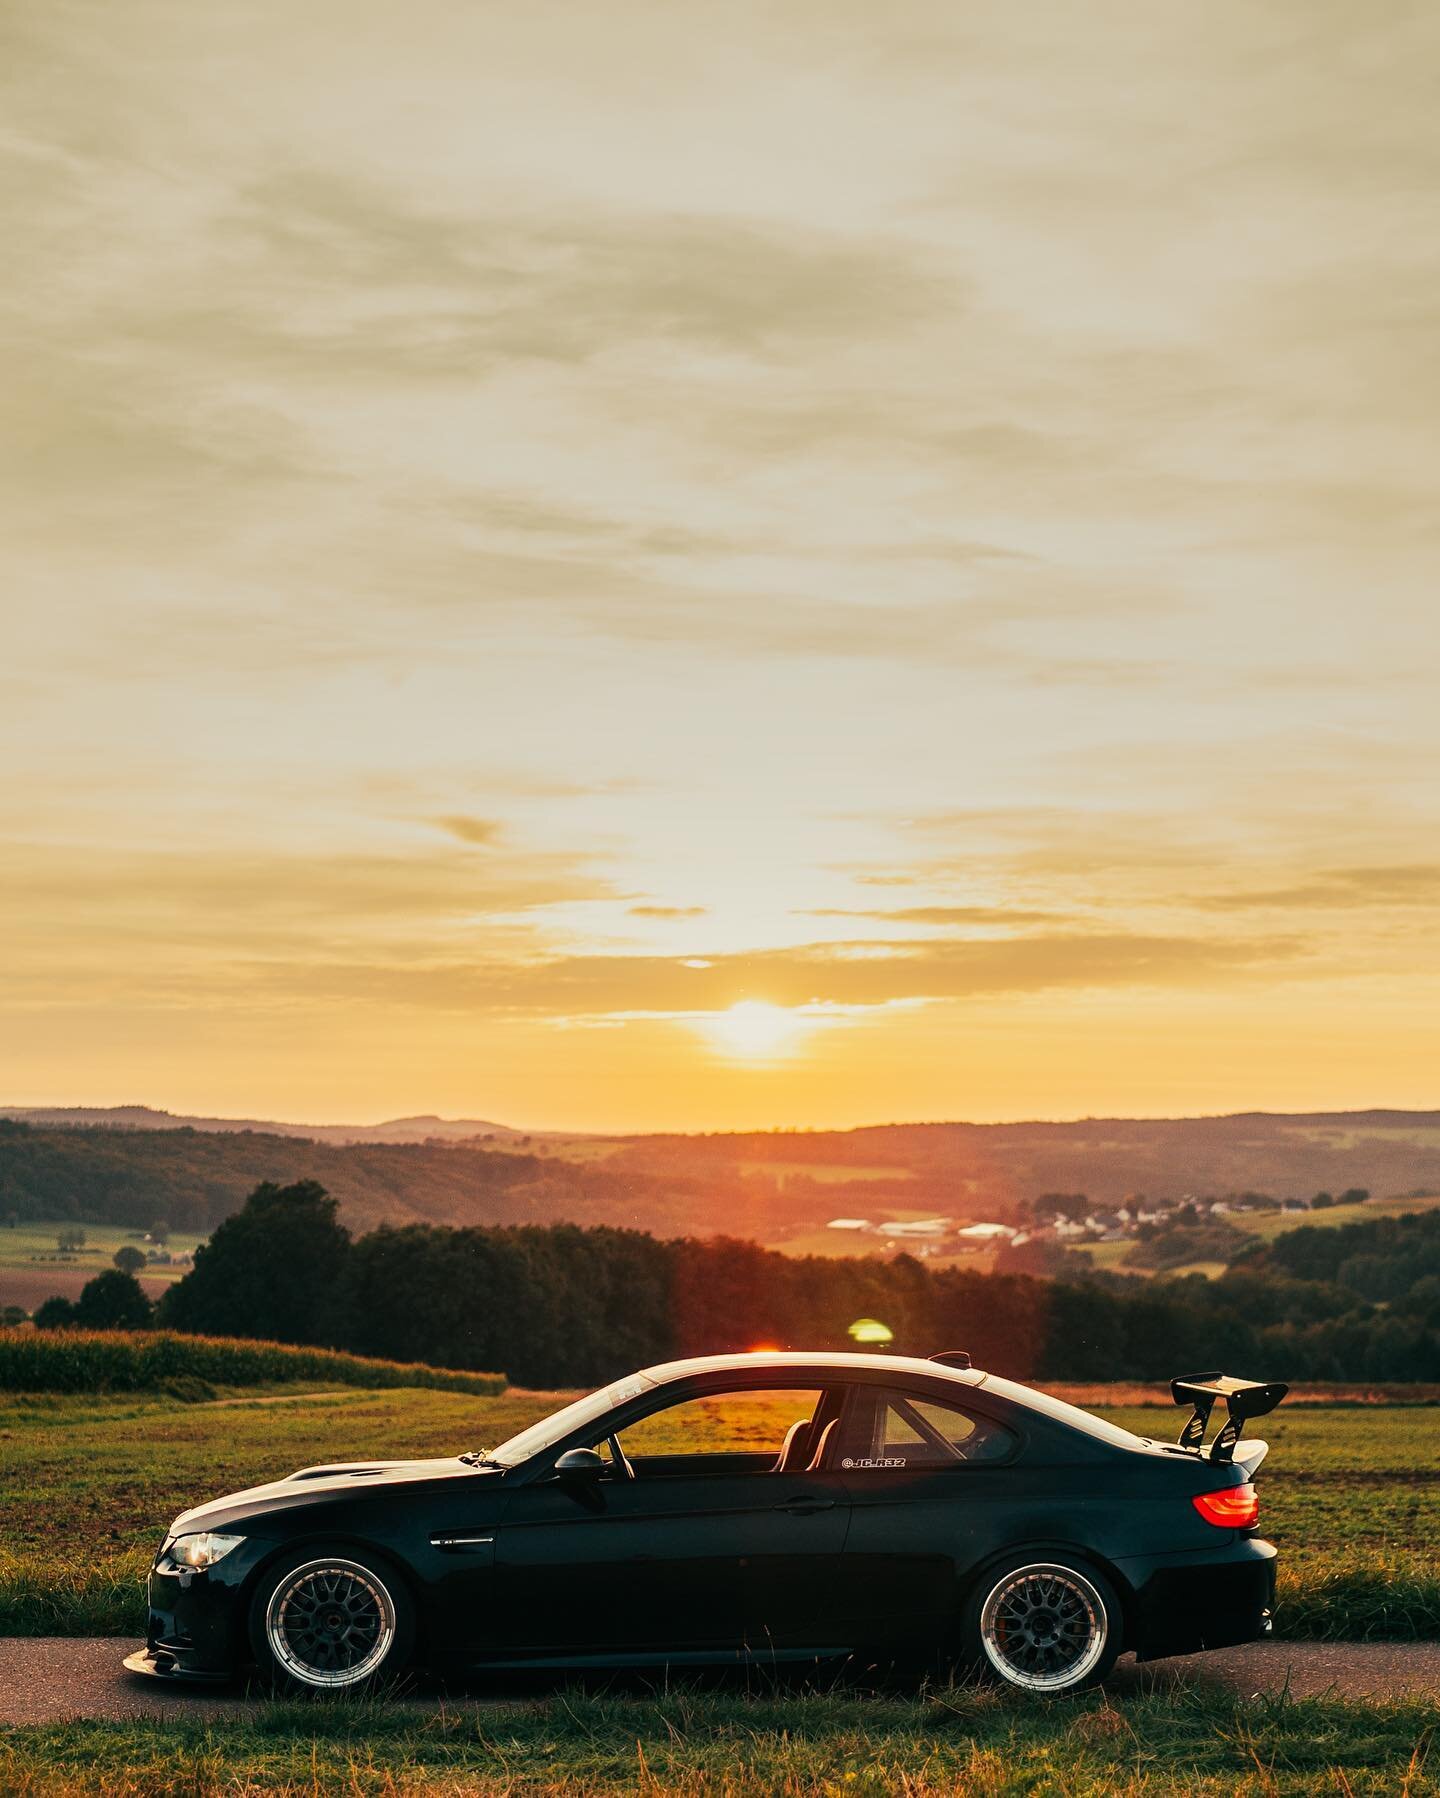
[
  {"x1": 739, "y1": 1392, "x2": 855, "y2": 1655},
  {"x1": 490, "y1": 1383, "x2": 853, "y2": 1662},
  {"x1": 835, "y1": 1383, "x2": 1021, "y2": 1650},
  {"x1": 492, "y1": 1464, "x2": 749, "y2": 1658}
]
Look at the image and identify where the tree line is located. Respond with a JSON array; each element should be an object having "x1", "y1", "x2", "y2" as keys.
[{"x1": 27, "y1": 1181, "x2": 1440, "y2": 1387}]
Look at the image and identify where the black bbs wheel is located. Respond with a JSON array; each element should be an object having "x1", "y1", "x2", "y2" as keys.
[{"x1": 249, "y1": 1548, "x2": 414, "y2": 1693}]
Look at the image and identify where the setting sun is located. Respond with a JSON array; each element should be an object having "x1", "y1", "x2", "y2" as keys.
[
  {"x1": 4, "y1": 1, "x2": 1440, "y2": 1138},
  {"x1": 694, "y1": 1002, "x2": 808, "y2": 1063}
]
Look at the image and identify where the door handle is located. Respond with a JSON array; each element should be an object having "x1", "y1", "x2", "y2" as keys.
[
  {"x1": 772, "y1": 1497, "x2": 836, "y2": 1515},
  {"x1": 430, "y1": 1533, "x2": 495, "y2": 1552}
]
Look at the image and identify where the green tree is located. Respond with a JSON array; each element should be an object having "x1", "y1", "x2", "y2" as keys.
[
  {"x1": 1312, "y1": 1192, "x2": 1335, "y2": 1210},
  {"x1": 33, "y1": 1295, "x2": 77, "y2": 1328},
  {"x1": 1, "y1": 1304, "x2": 27, "y2": 1327},
  {"x1": 148, "y1": 1218, "x2": 171, "y2": 1245},
  {"x1": 158, "y1": 1180, "x2": 350, "y2": 1345},
  {"x1": 57, "y1": 1225, "x2": 87, "y2": 1253},
  {"x1": 113, "y1": 1245, "x2": 147, "y2": 1276},
  {"x1": 74, "y1": 1269, "x2": 152, "y2": 1330}
]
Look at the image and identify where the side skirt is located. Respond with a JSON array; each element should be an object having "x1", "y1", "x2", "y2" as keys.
[{"x1": 467, "y1": 1645, "x2": 854, "y2": 1673}]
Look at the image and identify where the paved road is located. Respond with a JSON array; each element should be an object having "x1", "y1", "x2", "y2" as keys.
[{"x1": 0, "y1": 1640, "x2": 1436, "y2": 1726}]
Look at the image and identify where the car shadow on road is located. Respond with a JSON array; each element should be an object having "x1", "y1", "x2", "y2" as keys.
[{"x1": 227, "y1": 1651, "x2": 1209, "y2": 1708}]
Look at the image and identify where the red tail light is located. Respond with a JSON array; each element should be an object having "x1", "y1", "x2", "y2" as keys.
[{"x1": 1193, "y1": 1483, "x2": 1258, "y2": 1529}]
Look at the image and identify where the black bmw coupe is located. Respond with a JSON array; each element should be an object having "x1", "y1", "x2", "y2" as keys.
[{"x1": 125, "y1": 1351, "x2": 1285, "y2": 1695}]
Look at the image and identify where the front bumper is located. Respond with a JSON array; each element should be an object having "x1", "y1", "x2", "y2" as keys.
[
  {"x1": 135, "y1": 1539, "x2": 274, "y2": 1682},
  {"x1": 1119, "y1": 1537, "x2": 1278, "y2": 1662}
]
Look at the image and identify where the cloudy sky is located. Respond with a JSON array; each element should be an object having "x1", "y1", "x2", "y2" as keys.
[{"x1": 4, "y1": 1, "x2": 1439, "y2": 1130}]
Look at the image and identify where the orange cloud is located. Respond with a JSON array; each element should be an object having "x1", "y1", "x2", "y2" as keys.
[{"x1": 430, "y1": 816, "x2": 504, "y2": 847}]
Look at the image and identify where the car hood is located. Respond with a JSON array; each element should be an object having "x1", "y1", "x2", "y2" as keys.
[{"x1": 171, "y1": 1457, "x2": 500, "y2": 1533}]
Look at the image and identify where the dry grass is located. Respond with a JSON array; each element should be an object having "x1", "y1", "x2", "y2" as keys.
[{"x1": 0, "y1": 1686, "x2": 1436, "y2": 1795}]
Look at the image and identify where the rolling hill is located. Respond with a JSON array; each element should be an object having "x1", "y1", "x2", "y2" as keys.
[
  {"x1": 2, "y1": 1108, "x2": 1440, "y2": 1250},
  {"x1": 0, "y1": 1104, "x2": 527, "y2": 1146}
]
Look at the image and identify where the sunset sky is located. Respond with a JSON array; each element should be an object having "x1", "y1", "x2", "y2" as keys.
[{"x1": 5, "y1": 3, "x2": 1439, "y2": 1132}]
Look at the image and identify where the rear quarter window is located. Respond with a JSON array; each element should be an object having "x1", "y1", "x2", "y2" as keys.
[{"x1": 839, "y1": 1386, "x2": 1017, "y2": 1469}]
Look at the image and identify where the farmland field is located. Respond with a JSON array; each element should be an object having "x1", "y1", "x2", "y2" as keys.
[
  {"x1": 770, "y1": 1223, "x2": 997, "y2": 1263},
  {"x1": 771, "y1": 1190, "x2": 1440, "y2": 1271},
  {"x1": 1, "y1": 1383, "x2": 1435, "y2": 1641},
  {"x1": 0, "y1": 1221, "x2": 208, "y2": 1311},
  {"x1": 1065, "y1": 1190, "x2": 1440, "y2": 1277},
  {"x1": 1237, "y1": 1191, "x2": 1440, "y2": 1240}
]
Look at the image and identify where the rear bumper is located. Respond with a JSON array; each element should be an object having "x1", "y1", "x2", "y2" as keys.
[{"x1": 1117, "y1": 1537, "x2": 1277, "y2": 1662}]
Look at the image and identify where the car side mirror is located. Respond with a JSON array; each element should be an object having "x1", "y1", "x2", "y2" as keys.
[{"x1": 552, "y1": 1447, "x2": 606, "y2": 1481}]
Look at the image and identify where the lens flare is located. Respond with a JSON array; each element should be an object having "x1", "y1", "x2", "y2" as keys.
[{"x1": 848, "y1": 1317, "x2": 894, "y2": 1345}]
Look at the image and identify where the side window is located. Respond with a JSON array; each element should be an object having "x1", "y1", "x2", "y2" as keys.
[
  {"x1": 840, "y1": 1388, "x2": 1015, "y2": 1469},
  {"x1": 604, "y1": 1388, "x2": 825, "y2": 1471}
]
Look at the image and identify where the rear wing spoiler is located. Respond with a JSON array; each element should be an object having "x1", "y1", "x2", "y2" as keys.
[{"x1": 1171, "y1": 1372, "x2": 1289, "y2": 1463}]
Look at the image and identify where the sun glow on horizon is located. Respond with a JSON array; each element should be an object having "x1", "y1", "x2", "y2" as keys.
[
  {"x1": 6, "y1": 3, "x2": 1440, "y2": 1130},
  {"x1": 693, "y1": 1001, "x2": 811, "y2": 1063}
]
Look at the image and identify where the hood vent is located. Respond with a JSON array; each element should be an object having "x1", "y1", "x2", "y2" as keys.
[{"x1": 289, "y1": 1464, "x2": 388, "y2": 1482}]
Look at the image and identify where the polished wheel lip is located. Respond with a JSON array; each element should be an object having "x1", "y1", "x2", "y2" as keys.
[
  {"x1": 264, "y1": 1557, "x2": 396, "y2": 1689},
  {"x1": 978, "y1": 1561, "x2": 1107, "y2": 1692}
]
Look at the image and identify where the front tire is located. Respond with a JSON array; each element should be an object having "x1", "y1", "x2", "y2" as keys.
[
  {"x1": 960, "y1": 1554, "x2": 1118, "y2": 1695},
  {"x1": 248, "y1": 1548, "x2": 414, "y2": 1694}
]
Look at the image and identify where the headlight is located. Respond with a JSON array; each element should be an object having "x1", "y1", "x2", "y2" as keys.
[{"x1": 163, "y1": 1532, "x2": 246, "y2": 1570}]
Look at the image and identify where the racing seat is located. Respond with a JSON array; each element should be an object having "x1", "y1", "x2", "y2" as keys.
[
  {"x1": 773, "y1": 1418, "x2": 814, "y2": 1473},
  {"x1": 805, "y1": 1418, "x2": 837, "y2": 1471}
]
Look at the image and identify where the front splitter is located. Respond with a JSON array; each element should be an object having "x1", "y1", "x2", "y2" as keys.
[{"x1": 122, "y1": 1646, "x2": 231, "y2": 1685}]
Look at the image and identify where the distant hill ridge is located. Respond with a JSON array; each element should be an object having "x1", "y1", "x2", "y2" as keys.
[
  {"x1": 2, "y1": 1105, "x2": 1439, "y2": 1245},
  {"x1": 7, "y1": 1101, "x2": 1440, "y2": 1146},
  {"x1": 0, "y1": 1105, "x2": 526, "y2": 1145}
]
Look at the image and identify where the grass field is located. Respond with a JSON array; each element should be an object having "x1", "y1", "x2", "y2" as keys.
[
  {"x1": 1, "y1": 1384, "x2": 1436, "y2": 1641},
  {"x1": 1065, "y1": 1190, "x2": 1440, "y2": 1277},
  {"x1": 768, "y1": 1227, "x2": 997, "y2": 1264},
  {"x1": 770, "y1": 1213, "x2": 1002, "y2": 1267},
  {"x1": 0, "y1": 1223, "x2": 209, "y2": 1312},
  {"x1": 1238, "y1": 1191, "x2": 1440, "y2": 1240},
  {"x1": 2, "y1": 1381, "x2": 1437, "y2": 1795},
  {"x1": 3, "y1": 1687, "x2": 1438, "y2": 1795}
]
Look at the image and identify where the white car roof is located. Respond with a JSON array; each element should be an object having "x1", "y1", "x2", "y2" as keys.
[{"x1": 637, "y1": 1350, "x2": 986, "y2": 1387}]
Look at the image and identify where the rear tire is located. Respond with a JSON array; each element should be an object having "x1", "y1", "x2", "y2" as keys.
[
  {"x1": 248, "y1": 1546, "x2": 415, "y2": 1695},
  {"x1": 959, "y1": 1553, "x2": 1119, "y2": 1695}
]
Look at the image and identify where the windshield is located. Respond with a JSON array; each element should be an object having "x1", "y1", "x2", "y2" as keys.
[{"x1": 480, "y1": 1372, "x2": 657, "y2": 1468}]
